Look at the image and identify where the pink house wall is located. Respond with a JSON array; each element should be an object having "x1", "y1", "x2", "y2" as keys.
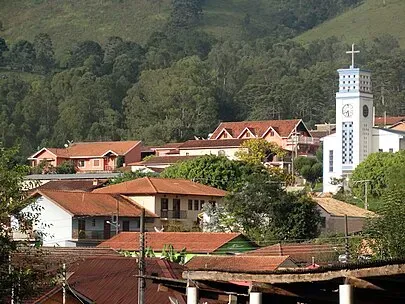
[
  {"x1": 124, "y1": 143, "x2": 142, "y2": 164},
  {"x1": 75, "y1": 157, "x2": 116, "y2": 172},
  {"x1": 33, "y1": 150, "x2": 58, "y2": 167}
]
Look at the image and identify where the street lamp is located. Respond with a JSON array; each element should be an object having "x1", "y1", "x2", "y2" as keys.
[{"x1": 106, "y1": 220, "x2": 120, "y2": 235}]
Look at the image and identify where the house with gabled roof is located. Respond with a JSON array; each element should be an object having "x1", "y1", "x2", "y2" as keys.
[
  {"x1": 98, "y1": 232, "x2": 257, "y2": 262},
  {"x1": 93, "y1": 177, "x2": 227, "y2": 230},
  {"x1": 209, "y1": 119, "x2": 319, "y2": 157},
  {"x1": 14, "y1": 190, "x2": 157, "y2": 247},
  {"x1": 28, "y1": 141, "x2": 143, "y2": 173}
]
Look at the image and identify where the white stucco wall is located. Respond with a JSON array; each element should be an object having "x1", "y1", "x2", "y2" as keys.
[
  {"x1": 21, "y1": 197, "x2": 74, "y2": 247},
  {"x1": 372, "y1": 129, "x2": 403, "y2": 152},
  {"x1": 129, "y1": 195, "x2": 157, "y2": 214}
]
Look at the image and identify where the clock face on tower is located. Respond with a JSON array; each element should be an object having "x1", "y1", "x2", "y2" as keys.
[
  {"x1": 363, "y1": 105, "x2": 369, "y2": 117},
  {"x1": 342, "y1": 104, "x2": 354, "y2": 118}
]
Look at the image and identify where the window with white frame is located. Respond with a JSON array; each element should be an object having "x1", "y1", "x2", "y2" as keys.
[{"x1": 78, "y1": 160, "x2": 85, "y2": 167}]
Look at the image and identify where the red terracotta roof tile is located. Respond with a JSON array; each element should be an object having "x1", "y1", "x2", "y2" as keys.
[
  {"x1": 38, "y1": 180, "x2": 107, "y2": 192},
  {"x1": 210, "y1": 119, "x2": 302, "y2": 139},
  {"x1": 98, "y1": 232, "x2": 242, "y2": 253},
  {"x1": 31, "y1": 141, "x2": 141, "y2": 158},
  {"x1": 178, "y1": 138, "x2": 246, "y2": 149},
  {"x1": 34, "y1": 190, "x2": 157, "y2": 217},
  {"x1": 185, "y1": 255, "x2": 296, "y2": 272},
  {"x1": 374, "y1": 116, "x2": 405, "y2": 126},
  {"x1": 93, "y1": 177, "x2": 227, "y2": 197}
]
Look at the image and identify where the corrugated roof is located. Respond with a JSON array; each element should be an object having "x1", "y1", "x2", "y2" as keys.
[
  {"x1": 178, "y1": 138, "x2": 246, "y2": 149},
  {"x1": 243, "y1": 243, "x2": 340, "y2": 264},
  {"x1": 30, "y1": 141, "x2": 141, "y2": 158},
  {"x1": 98, "y1": 232, "x2": 242, "y2": 253},
  {"x1": 210, "y1": 119, "x2": 302, "y2": 139},
  {"x1": 93, "y1": 177, "x2": 227, "y2": 197},
  {"x1": 35, "y1": 257, "x2": 186, "y2": 304},
  {"x1": 185, "y1": 255, "x2": 295, "y2": 272},
  {"x1": 313, "y1": 197, "x2": 375, "y2": 217},
  {"x1": 34, "y1": 190, "x2": 156, "y2": 217},
  {"x1": 38, "y1": 180, "x2": 107, "y2": 192}
]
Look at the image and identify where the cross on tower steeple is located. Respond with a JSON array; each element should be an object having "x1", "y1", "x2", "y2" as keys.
[{"x1": 346, "y1": 43, "x2": 360, "y2": 68}]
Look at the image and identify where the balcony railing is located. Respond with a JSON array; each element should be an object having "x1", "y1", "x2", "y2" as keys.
[
  {"x1": 72, "y1": 229, "x2": 118, "y2": 240},
  {"x1": 286, "y1": 136, "x2": 320, "y2": 146},
  {"x1": 160, "y1": 210, "x2": 187, "y2": 219}
]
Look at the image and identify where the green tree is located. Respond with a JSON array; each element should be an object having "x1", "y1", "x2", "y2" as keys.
[
  {"x1": 67, "y1": 40, "x2": 103, "y2": 68},
  {"x1": 33, "y1": 33, "x2": 55, "y2": 74},
  {"x1": 294, "y1": 156, "x2": 323, "y2": 189},
  {"x1": 161, "y1": 244, "x2": 186, "y2": 264},
  {"x1": 0, "y1": 146, "x2": 44, "y2": 302},
  {"x1": 0, "y1": 37, "x2": 8, "y2": 66},
  {"x1": 55, "y1": 160, "x2": 76, "y2": 174},
  {"x1": 8, "y1": 40, "x2": 36, "y2": 72},
  {"x1": 168, "y1": 0, "x2": 203, "y2": 29},
  {"x1": 124, "y1": 56, "x2": 218, "y2": 144},
  {"x1": 365, "y1": 188, "x2": 405, "y2": 259},
  {"x1": 108, "y1": 170, "x2": 159, "y2": 185},
  {"x1": 235, "y1": 138, "x2": 285, "y2": 165},
  {"x1": 161, "y1": 155, "x2": 279, "y2": 191},
  {"x1": 206, "y1": 173, "x2": 320, "y2": 244},
  {"x1": 351, "y1": 151, "x2": 405, "y2": 198}
]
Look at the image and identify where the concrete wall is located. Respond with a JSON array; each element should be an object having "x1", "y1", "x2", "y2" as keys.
[
  {"x1": 319, "y1": 208, "x2": 367, "y2": 234},
  {"x1": 372, "y1": 129, "x2": 401, "y2": 153},
  {"x1": 129, "y1": 195, "x2": 157, "y2": 214},
  {"x1": 179, "y1": 147, "x2": 242, "y2": 160}
]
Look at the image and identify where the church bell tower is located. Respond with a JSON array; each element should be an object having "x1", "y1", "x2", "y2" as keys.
[{"x1": 335, "y1": 44, "x2": 374, "y2": 174}]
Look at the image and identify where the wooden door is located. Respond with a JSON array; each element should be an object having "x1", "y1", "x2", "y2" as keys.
[{"x1": 103, "y1": 220, "x2": 111, "y2": 239}]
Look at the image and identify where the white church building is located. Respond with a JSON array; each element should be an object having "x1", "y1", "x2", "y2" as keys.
[{"x1": 322, "y1": 45, "x2": 405, "y2": 193}]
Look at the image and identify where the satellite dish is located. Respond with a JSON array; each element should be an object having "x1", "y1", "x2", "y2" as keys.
[
  {"x1": 168, "y1": 297, "x2": 179, "y2": 304},
  {"x1": 64, "y1": 144, "x2": 68, "y2": 148}
]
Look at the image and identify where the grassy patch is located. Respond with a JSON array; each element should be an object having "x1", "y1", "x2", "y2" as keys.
[{"x1": 296, "y1": 0, "x2": 405, "y2": 47}]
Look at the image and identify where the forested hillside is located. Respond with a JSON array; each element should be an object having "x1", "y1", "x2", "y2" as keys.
[{"x1": 1, "y1": 0, "x2": 405, "y2": 162}]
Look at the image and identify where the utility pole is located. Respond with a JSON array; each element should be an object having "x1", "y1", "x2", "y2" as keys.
[
  {"x1": 62, "y1": 263, "x2": 66, "y2": 304},
  {"x1": 9, "y1": 254, "x2": 14, "y2": 304},
  {"x1": 344, "y1": 214, "x2": 350, "y2": 263},
  {"x1": 138, "y1": 208, "x2": 146, "y2": 304},
  {"x1": 353, "y1": 180, "x2": 371, "y2": 210}
]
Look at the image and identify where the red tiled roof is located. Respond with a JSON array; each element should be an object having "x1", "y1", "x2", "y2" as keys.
[
  {"x1": 374, "y1": 116, "x2": 405, "y2": 126},
  {"x1": 34, "y1": 257, "x2": 186, "y2": 304},
  {"x1": 129, "y1": 155, "x2": 198, "y2": 166},
  {"x1": 243, "y1": 243, "x2": 340, "y2": 264},
  {"x1": 185, "y1": 255, "x2": 296, "y2": 272},
  {"x1": 178, "y1": 138, "x2": 246, "y2": 149},
  {"x1": 93, "y1": 177, "x2": 227, "y2": 197},
  {"x1": 34, "y1": 190, "x2": 156, "y2": 217},
  {"x1": 98, "y1": 232, "x2": 241, "y2": 253},
  {"x1": 38, "y1": 180, "x2": 107, "y2": 192},
  {"x1": 30, "y1": 141, "x2": 141, "y2": 158},
  {"x1": 210, "y1": 119, "x2": 302, "y2": 139},
  {"x1": 156, "y1": 142, "x2": 185, "y2": 149}
]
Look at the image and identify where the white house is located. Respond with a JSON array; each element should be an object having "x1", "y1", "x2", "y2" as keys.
[
  {"x1": 322, "y1": 45, "x2": 405, "y2": 193},
  {"x1": 14, "y1": 190, "x2": 157, "y2": 247}
]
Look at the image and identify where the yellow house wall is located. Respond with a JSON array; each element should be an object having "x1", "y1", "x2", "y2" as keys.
[{"x1": 129, "y1": 195, "x2": 156, "y2": 214}]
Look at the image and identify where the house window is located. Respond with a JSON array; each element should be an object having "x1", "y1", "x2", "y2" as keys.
[
  {"x1": 329, "y1": 150, "x2": 333, "y2": 172},
  {"x1": 378, "y1": 149, "x2": 383, "y2": 152},
  {"x1": 93, "y1": 159, "x2": 100, "y2": 166},
  {"x1": 161, "y1": 198, "x2": 169, "y2": 218},
  {"x1": 122, "y1": 221, "x2": 130, "y2": 232},
  {"x1": 389, "y1": 148, "x2": 393, "y2": 153},
  {"x1": 78, "y1": 219, "x2": 86, "y2": 231},
  {"x1": 245, "y1": 132, "x2": 250, "y2": 138},
  {"x1": 194, "y1": 200, "x2": 199, "y2": 210},
  {"x1": 92, "y1": 219, "x2": 96, "y2": 227},
  {"x1": 78, "y1": 160, "x2": 85, "y2": 168},
  {"x1": 188, "y1": 199, "x2": 193, "y2": 210},
  {"x1": 223, "y1": 132, "x2": 228, "y2": 139},
  {"x1": 200, "y1": 200, "x2": 205, "y2": 210},
  {"x1": 208, "y1": 200, "x2": 217, "y2": 207}
]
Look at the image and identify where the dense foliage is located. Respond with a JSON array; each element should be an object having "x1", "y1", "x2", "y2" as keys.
[
  {"x1": 351, "y1": 151, "x2": 405, "y2": 198},
  {"x1": 161, "y1": 155, "x2": 273, "y2": 191},
  {"x1": 204, "y1": 173, "x2": 321, "y2": 244},
  {"x1": 365, "y1": 188, "x2": 405, "y2": 259},
  {"x1": 0, "y1": 1, "x2": 404, "y2": 162},
  {"x1": 294, "y1": 156, "x2": 323, "y2": 189}
]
